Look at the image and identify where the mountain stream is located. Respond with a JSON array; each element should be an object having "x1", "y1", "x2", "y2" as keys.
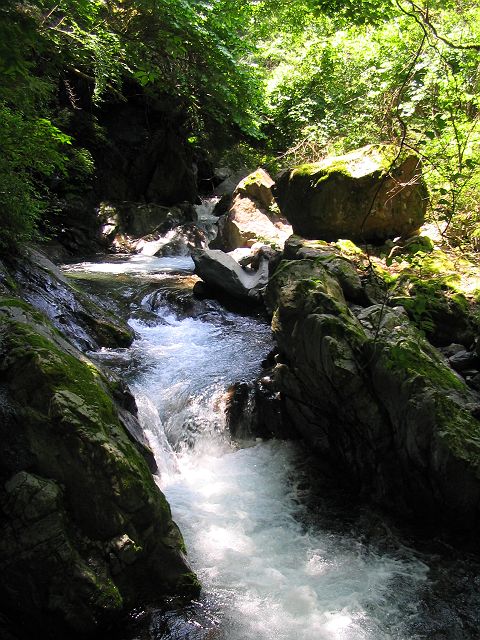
[{"x1": 63, "y1": 243, "x2": 480, "y2": 640}]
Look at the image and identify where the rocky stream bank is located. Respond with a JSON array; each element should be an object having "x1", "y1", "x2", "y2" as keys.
[{"x1": 2, "y1": 143, "x2": 480, "y2": 639}]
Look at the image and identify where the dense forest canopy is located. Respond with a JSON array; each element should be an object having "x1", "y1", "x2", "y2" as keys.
[{"x1": 0, "y1": 0, "x2": 479, "y2": 249}]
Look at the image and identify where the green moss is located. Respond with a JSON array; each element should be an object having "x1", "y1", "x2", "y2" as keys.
[
  {"x1": 335, "y1": 239, "x2": 365, "y2": 256},
  {"x1": 291, "y1": 144, "x2": 398, "y2": 181},
  {"x1": 384, "y1": 338, "x2": 465, "y2": 391},
  {"x1": 0, "y1": 296, "x2": 51, "y2": 325},
  {"x1": 90, "y1": 572, "x2": 124, "y2": 611},
  {"x1": 5, "y1": 322, "x2": 118, "y2": 425},
  {"x1": 0, "y1": 297, "x2": 33, "y2": 311},
  {"x1": 176, "y1": 572, "x2": 202, "y2": 597},
  {"x1": 291, "y1": 163, "x2": 323, "y2": 178},
  {"x1": 436, "y1": 395, "x2": 480, "y2": 469},
  {"x1": 241, "y1": 170, "x2": 264, "y2": 187}
]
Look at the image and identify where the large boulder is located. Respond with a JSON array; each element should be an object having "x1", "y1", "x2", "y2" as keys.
[
  {"x1": 0, "y1": 299, "x2": 199, "y2": 639},
  {"x1": 214, "y1": 169, "x2": 292, "y2": 251},
  {"x1": 192, "y1": 248, "x2": 269, "y2": 302},
  {"x1": 264, "y1": 253, "x2": 480, "y2": 540},
  {"x1": 273, "y1": 144, "x2": 427, "y2": 243}
]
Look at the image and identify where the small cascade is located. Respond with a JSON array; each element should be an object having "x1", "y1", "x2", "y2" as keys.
[
  {"x1": 134, "y1": 394, "x2": 179, "y2": 479},
  {"x1": 195, "y1": 196, "x2": 221, "y2": 246},
  {"x1": 64, "y1": 253, "x2": 480, "y2": 640}
]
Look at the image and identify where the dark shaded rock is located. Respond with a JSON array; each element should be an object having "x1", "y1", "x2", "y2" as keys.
[
  {"x1": 440, "y1": 343, "x2": 468, "y2": 358},
  {"x1": 94, "y1": 98, "x2": 197, "y2": 206},
  {"x1": 225, "y1": 382, "x2": 256, "y2": 438},
  {"x1": 0, "y1": 300, "x2": 199, "y2": 639},
  {"x1": 264, "y1": 254, "x2": 480, "y2": 542},
  {"x1": 449, "y1": 350, "x2": 480, "y2": 372},
  {"x1": 468, "y1": 374, "x2": 480, "y2": 392},
  {"x1": 212, "y1": 193, "x2": 232, "y2": 217},
  {"x1": 253, "y1": 372, "x2": 298, "y2": 440},
  {"x1": 225, "y1": 375, "x2": 296, "y2": 441},
  {"x1": 117, "y1": 202, "x2": 195, "y2": 239},
  {"x1": 273, "y1": 144, "x2": 427, "y2": 243},
  {"x1": 213, "y1": 168, "x2": 250, "y2": 197},
  {"x1": 399, "y1": 288, "x2": 476, "y2": 348},
  {"x1": 154, "y1": 224, "x2": 208, "y2": 257}
]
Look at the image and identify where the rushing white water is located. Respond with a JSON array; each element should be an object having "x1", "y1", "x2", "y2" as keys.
[
  {"x1": 70, "y1": 254, "x2": 430, "y2": 640},
  {"x1": 64, "y1": 254, "x2": 194, "y2": 276}
]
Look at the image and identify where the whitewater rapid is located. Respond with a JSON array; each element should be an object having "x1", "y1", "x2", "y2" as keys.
[
  {"x1": 160, "y1": 438, "x2": 427, "y2": 640},
  {"x1": 66, "y1": 254, "x2": 433, "y2": 640}
]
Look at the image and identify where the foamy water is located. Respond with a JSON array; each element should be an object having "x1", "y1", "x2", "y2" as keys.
[{"x1": 70, "y1": 254, "x2": 430, "y2": 640}]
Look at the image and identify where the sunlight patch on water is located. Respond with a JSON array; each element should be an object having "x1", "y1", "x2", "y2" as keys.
[{"x1": 161, "y1": 441, "x2": 428, "y2": 640}]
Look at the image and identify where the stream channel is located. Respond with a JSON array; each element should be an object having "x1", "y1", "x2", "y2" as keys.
[{"x1": 64, "y1": 234, "x2": 480, "y2": 640}]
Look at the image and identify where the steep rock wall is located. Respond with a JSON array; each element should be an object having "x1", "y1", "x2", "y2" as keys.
[{"x1": 264, "y1": 243, "x2": 480, "y2": 542}]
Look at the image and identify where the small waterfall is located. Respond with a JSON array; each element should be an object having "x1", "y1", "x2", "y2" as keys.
[{"x1": 134, "y1": 394, "x2": 179, "y2": 479}]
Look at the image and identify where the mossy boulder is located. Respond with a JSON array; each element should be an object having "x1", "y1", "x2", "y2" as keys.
[
  {"x1": 265, "y1": 253, "x2": 480, "y2": 541},
  {"x1": 273, "y1": 144, "x2": 427, "y2": 243},
  {"x1": 0, "y1": 301, "x2": 199, "y2": 639},
  {"x1": 382, "y1": 248, "x2": 479, "y2": 348}
]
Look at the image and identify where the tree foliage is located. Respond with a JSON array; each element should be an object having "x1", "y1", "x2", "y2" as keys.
[
  {"x1": 248, "y1": 0, "x2": 480, "y2": 246},
  {"x1": 0, "y1": 0, "x2": 262, "y2": 250},
  {"x1": 0, "y1": 0, "x2": 479, "y2": 250}
]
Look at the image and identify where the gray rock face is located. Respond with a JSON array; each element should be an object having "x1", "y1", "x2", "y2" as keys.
[
  {"x1": 192, "y1": 248, "x2": 269, "y2": 302},
  {"x1": 273, "y1": 145, "x2": 427, "y2": 243},
  {"x1": 8, "y1": 248, "x2": 134, "y2": 352},
  {"x1": 265, "y1": 250, "x2": 480, "y2": 540}
]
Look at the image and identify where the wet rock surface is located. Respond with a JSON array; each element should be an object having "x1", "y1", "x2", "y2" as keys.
[
  {"x1": 5, "y1": 247, "x2": 134, "y2": 351},
  {"x1": 0, "y1": 271, "x2": 199, "y2": 639}
]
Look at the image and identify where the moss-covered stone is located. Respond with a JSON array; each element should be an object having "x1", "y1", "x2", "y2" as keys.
[
  {"x1": 10, "y1": 247, "x2": 134, "y2": 351},
  {"x1": 380, "y1": 247, "x2": 480, "y2": 346},
  {"x1": 273, "y1": 144, "x2": 427, "y2": 243},
  {"x1": 0, "y1": 300, "x2": 199, "y2": 639},
  {"x1": 265, "y1": 257, "x2": 480, "y2": 540}
]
